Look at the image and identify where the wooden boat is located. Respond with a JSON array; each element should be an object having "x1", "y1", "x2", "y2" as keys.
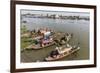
[
  {"x1": 45, "y1": 45, "x2": 80, "y2": 61},
  {"x1": 23, "y1": 40, "x2": 55, "y2": 50},
  {"x1": 21, "y1": 29, "x2": 73, "y2": 52}
]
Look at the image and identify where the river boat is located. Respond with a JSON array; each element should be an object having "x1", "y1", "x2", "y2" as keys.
[{"x1": 45, "y1": 44, "x2": 80, "y2": 61}]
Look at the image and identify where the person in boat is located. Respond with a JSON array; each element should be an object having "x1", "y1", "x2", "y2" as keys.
[
  {"x1": 50, "y1": 47, "x2": 61, "y2": 58},
  {"x1": 50, "y1": 50, "x2": 59, "y2": 58},
  {"x1": 50, "y1": 47, "x2": 60, "y2": 58},
  {"x1": 40, "y1": 38, "x2": 44, "y2": 47}
]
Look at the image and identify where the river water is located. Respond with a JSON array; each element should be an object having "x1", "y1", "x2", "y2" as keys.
[{"x1": 21, "y1": 17, "x2": 89, "y2": 62}]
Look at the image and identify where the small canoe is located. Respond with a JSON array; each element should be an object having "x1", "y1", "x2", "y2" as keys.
[{"x1": 45, "y1": 46, "x2": 80, "y2": 61}]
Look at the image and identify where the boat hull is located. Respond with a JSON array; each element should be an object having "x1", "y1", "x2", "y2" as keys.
[
  {"x1": 45, "y1": 47, "x2": 80, "y2": 61},
  {"x1": 23, "y1": 41, "x2": 55, "y2": 50}
]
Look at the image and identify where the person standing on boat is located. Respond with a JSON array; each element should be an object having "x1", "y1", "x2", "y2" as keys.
[{"x1": 40, "y1": 38, "x2": 44, "y2": 47}]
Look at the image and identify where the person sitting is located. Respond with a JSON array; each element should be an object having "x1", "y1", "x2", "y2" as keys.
[{"x1": 50, "y1": 49, "x2": 59, "y2": 58}]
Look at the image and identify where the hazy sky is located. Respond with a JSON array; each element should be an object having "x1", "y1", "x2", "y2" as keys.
[{"x1": 21, "y1": 9, "x2": 90, "y2": 17}]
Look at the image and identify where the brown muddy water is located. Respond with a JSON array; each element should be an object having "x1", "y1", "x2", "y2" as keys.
[{"x1": 21, "y1": 16, "x2": 89, "y2": 62}]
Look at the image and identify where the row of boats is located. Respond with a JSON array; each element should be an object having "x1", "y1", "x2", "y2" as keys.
[{"x1": 21, "y1": 28, "x2": 80, "y2": 61}]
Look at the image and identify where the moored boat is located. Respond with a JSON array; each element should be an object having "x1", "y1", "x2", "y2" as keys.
[
  {"x1": 24, "y1": 40, "x2": 55, "y2": 50},
  {"x1": 44, "y1": 44, "x2": 80, "y2": 61},
  {"x1": 21, "y1": 28, "x2": 55, "y2": 50},
  {"x1": 21, "y1": 27, "x2": 73, "y2": 52}
]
